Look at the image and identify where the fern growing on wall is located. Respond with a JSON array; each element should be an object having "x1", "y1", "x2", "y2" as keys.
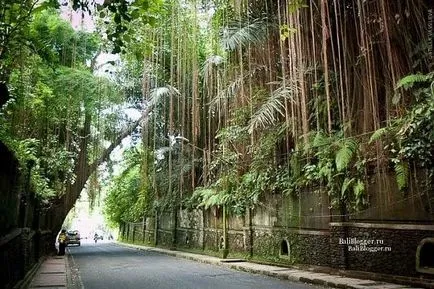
[{"x1": 370, "y1": 73, "x2": 434, "y2": 193}]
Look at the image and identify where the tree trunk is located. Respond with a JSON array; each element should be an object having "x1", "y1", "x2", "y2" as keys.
[{"x1": 49, "y1": 112, "x2": 147, "y2": 235}]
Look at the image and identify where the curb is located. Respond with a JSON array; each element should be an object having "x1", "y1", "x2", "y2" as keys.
[
  {"x1": 66, "y1": 248, "x2": 84, "y2": 289},
  {"x1": 118, "y1": 242, "x2": 424, "y2": 289}
]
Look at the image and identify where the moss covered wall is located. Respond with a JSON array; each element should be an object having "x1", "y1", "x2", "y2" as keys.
[
  {"x1": 250, "y1": 228, "x2": 330, "y2": 266},
  {"x1": 252, "y1": 191, "x2": 329, "y2": 230},
  {"x1": 120, "y1": 186, "x2": 434, "y2": 279},
  {"x1": 330, "y1": 222, "x2": 434, "y2": 277},
  {"x1": 349, "y1": 172, "x2": 434, "y2": 221}
]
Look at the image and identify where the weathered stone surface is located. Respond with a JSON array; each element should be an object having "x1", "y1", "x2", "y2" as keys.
[
  {"x1": 330, "y1": 223, "x2": 434, "y2": 277},
  {"x1": 30, "y1": 257, "x2": 67, "y2": 288},
  {"x1": 31, "y1": 273, "x2": 66, "y2": 287},
  {"x1": 127, "y1": 205, "x2": 434, "y2": 281},
  {"x1": 39, "y1": 263, "x2": 66, "y2": 273}
]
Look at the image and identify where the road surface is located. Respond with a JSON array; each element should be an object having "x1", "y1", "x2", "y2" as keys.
[{"x1": 67, "y1": 241, "x2": 321, "y2": 289}]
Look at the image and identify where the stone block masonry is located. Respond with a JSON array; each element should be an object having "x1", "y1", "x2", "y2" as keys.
[
  {"x1": 330, "y1": 222, "x2": 434, "y2": 277},
  {"x1": 122, "y1": 216, "x2": 434, "y2": 281}
]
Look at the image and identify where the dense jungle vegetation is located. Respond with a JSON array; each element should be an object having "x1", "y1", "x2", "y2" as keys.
[{"x1": 1, "y1": 0, "x2": 433, "y2": 231}]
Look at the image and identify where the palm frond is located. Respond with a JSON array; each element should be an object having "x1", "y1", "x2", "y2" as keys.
[
  {"x1": 209, "y1": 64, "x2": 267, "y2": 112},
  {"x1": 369, "y1": 127, "x2": 388, "y2": 143},
  {"x1": 208, "y1": 74, "x2": 243, "y2": 112},
  {"x1": 341, "y1": 177, "x2": 355, "y2": 198},
  {"x1": 353, "y1": 179, "x2": 365, "y2": 204},
  {"x1": 181, "y1": 162, "x2": 193, "y2": 174},
  {"x1": 221, "y1": 18, "x2": 270, "y2": 51},
  {"x1": 248, "y1": 85, "x2": 293, "y2": 134},
  {"x1": 218, "y1": 75, "x2": 244, "y2": 99},
  {"x1": 394, "y1": 161, "x2": 409, "y2": 191},
  {"x1": 396, "y1": 73, "x2": 432, "y2": 90},
  {"x1": 149, "y1": 85, "x2": 181, "y2": 106},
  {"x1": 312, "y1": 131, "x2": 329, "y2": 148},
  {"x1": 192, "y1": 187, "x2": 227, "y2": 209},
  {"x1": 335, "y1": 139, "x2": 358, "y2": 171},
  {"x1": 202, "y1": 55, "x2": 225, "y2": 83}
]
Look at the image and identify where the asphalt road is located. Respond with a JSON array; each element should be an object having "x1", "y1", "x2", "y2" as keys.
[{"x1": 67, "y1": 241, "x2": 321, "y2": 289}]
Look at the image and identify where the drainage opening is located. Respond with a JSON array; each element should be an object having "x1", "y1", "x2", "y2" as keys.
[
  {"x1": 420, "y1": 242, "x2": 434, "y2": 268},
  {"x1": 219, "y1": 237, "x2": 225, "y2": 250},
  {"x1": 416, "y1": 238, "x2": 434, "y2": 274},
  {"x1": 280, "y1": 239, "x2": 290, "y2": 258}
]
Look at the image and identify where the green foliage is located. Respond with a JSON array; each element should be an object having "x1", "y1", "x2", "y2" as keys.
[
  {"x1": 0, "y1": 0, "x2": 37, "y2": 77},
  {"x1": 287, "y1": 131, "x2": 367, "y2": 211},
  {"x1": 3, "y1": 137, "x2": 75, "y2": 199},
  {"x1": 353, "y1": 179, "x2": 365, "y2": 208},
  {"x1": 188, "y1": 170, "x2": 264, "y2": 215},
  {"x1": 248, "y1": 86, "x2": 292, "y2": 134},
  {"x1": 221, "y1": 18, "x2": 270, "y2": 51},
  {"x1": 288, "y1": 0, "x2": 308, "y2": 13},
  {"x1": 371, "y1": 74, "x2": 434, "y2": 191},
  {"x1": 185, "y1": 123, "x2": 278, "y2": 214},
  {"x1": 104, "y1": 165, "x2": 142, "y2": 224},
  {"x1": 369, "y1": 127, "x2": 388, "y2": 143},
  {"x1": 0, "y1": 8, "x2": 127, "y2": 204},
  {"x1": 335, "y1": 139, "x2": 358, "y2": 172},
  {"x1": 393, "y1": 161, "x2": 409, "y2": 191},
  {"x1": 396, "y1": 73, "x2": 433, "y2": 90},
  {"x1": 0, "y1": 0, "x2": 163, "y2": 69},
  {"x1": 190, "y1": 187, "x2": 222, "y2": 209},
  {"x1": 14, "y1": 138, "x2": 40, "y2": 165},
  {"x1": 393, "y1": 73, "x2": 434, "y2": 104},
  {"x1": 96, "y1": 0, "x2": 163, "y2": 54},
  {"x1": 104, "y1": 146, "x2": 156, "y2": 224},
  {"x1": 187, "y1": 123, "x2": 286, "y2": 215},
  {"x1": 29, "y1": 9, "x2": 100, "y2": 67},
  {"x1": 279, "y1": 24, "x2": 297, "y2": 41}
]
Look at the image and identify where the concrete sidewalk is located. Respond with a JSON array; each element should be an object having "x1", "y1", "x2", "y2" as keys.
[
  {"x1": 119, "y1": 242, "x2": 430, "y2": 289},
  {"x1": 28, "y1": 256, "x2": 67, "y2": 288}
]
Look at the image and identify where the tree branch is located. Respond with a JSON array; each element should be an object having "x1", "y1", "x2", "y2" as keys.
[{"x1": 88, "y1": 108, "x2": 150, "y2": 175}]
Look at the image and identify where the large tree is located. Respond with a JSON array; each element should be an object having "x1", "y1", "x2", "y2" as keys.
[{"x1": 0, "y1": 7, "x2": 147, "y2": 237}]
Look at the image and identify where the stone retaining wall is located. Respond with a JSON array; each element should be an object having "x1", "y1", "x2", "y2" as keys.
[
  {"x1": 176, "y1": 228, "x2": 202, "y2": 249},
  {"x1": 330, "y1": 222, "x2": 434, "y2": 277},
  {"x1": 121, "y1": 217, "x2": 434, "y2": 279},
  {"x1": 251, "y1": 227, "x2": 330, "y2": 266}
]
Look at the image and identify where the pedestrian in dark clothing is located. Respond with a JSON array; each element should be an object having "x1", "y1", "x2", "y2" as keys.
[{"x1": 58, "y1": 229, "x2": 67, "y2": 255}]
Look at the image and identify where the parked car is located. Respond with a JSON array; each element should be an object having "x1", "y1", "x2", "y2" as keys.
[{"x1": 66, "y1": 230, "x2": 81, "y2": 246}]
